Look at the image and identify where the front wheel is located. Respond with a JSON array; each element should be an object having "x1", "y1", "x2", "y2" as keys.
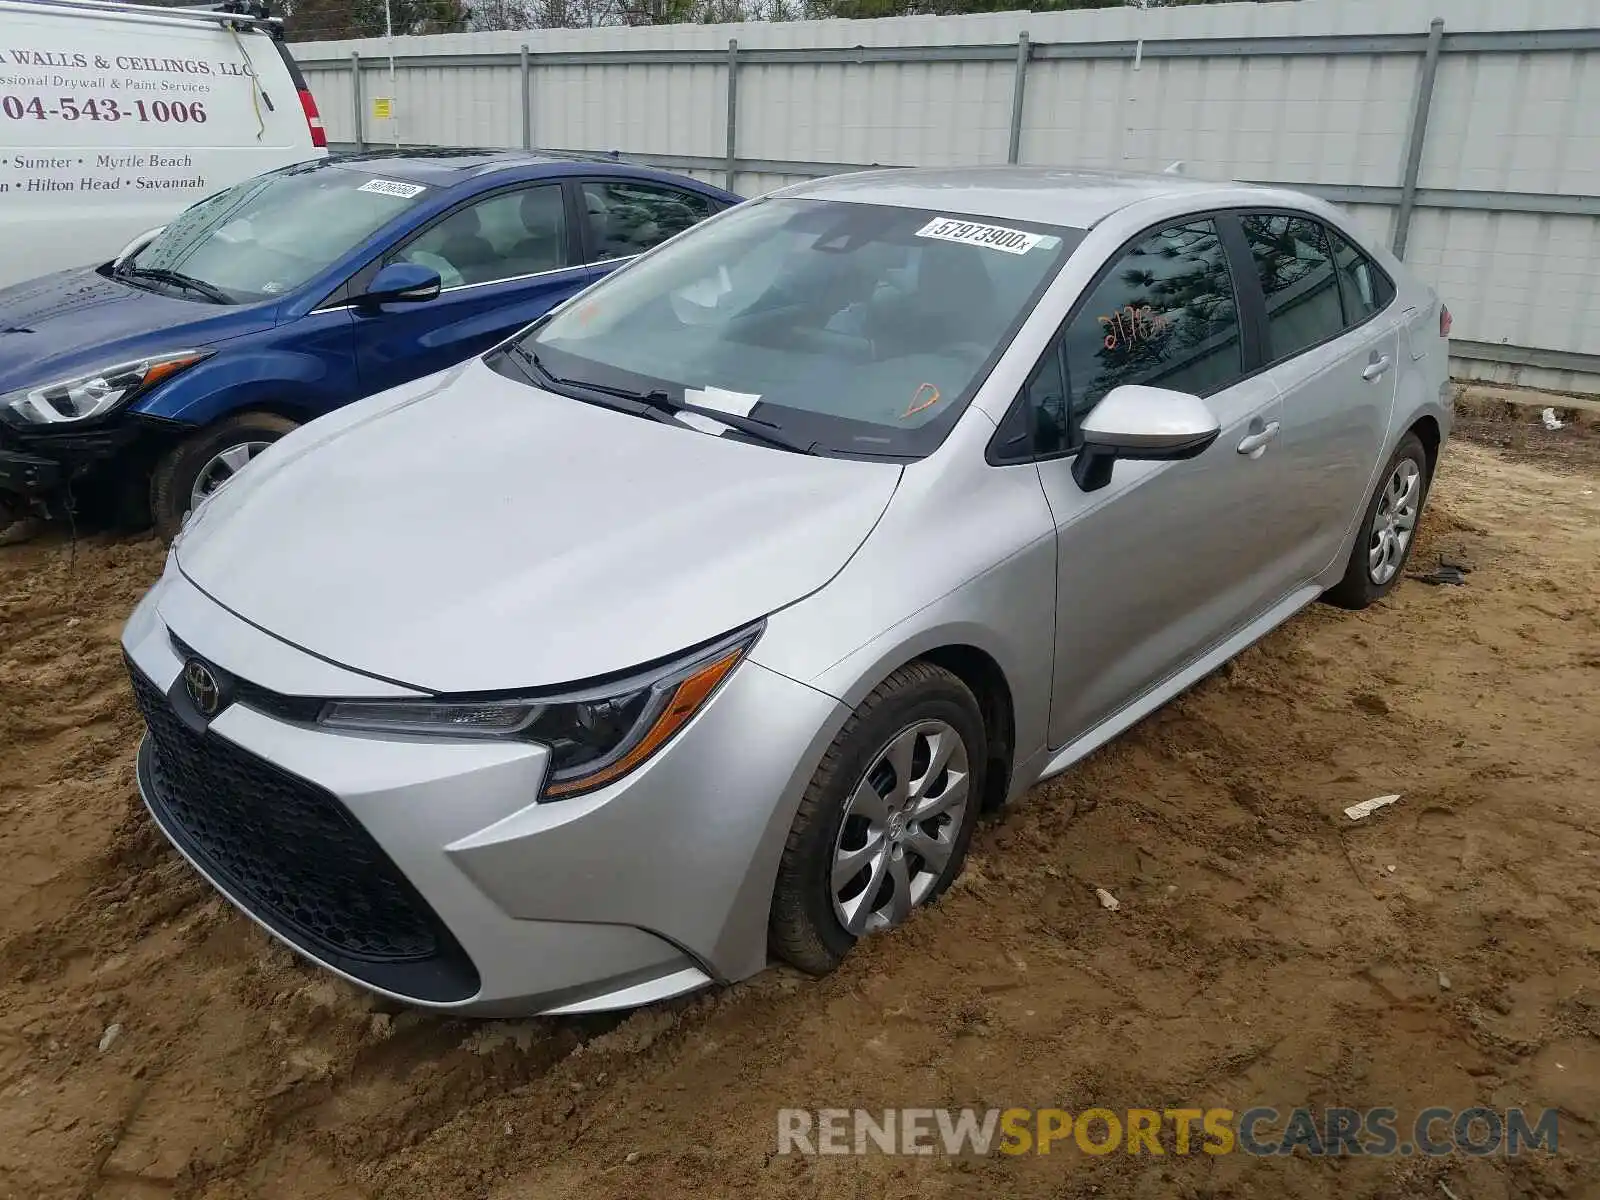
[
  {"x1": 769, "y1": 662, "x2": 986, "y2": 976},
  {"x1": 1323, "y1": 431, "x2": 1430, "y2": 610},
  {"x1": 149, "y1": 412, "x2": 298, "y2": 543}
]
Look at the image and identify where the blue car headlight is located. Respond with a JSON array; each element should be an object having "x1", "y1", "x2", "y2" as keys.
[{"x1": 2, "y1": 350, "x2": 209, "y2": 424}]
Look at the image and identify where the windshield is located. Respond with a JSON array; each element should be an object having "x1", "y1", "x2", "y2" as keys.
[
  {"x1": 122, "y1": 164, "x2": 428, "y2": 303},
  {"x1": 517, "y1": 198, "x2": 1082, "y2": 457}
]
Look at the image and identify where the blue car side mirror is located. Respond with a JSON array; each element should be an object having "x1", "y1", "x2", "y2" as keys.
[{"x1": 360, "y1": 262, "x2": 443, "y2": 307}]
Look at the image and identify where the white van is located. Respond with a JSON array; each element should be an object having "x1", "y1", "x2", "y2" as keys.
[{"x1": 0, "y1": 0, "x2": 326, "y2": 288}]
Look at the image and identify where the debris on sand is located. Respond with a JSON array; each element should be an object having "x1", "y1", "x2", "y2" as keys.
[
  {"x1": 1095, "y1": 887, "x2": 1121, "y2": 912},
  {"x1": 1412, "y1": 563, "x2": 1469, "y2": 586},
  {"x1": 1344, "y1": 794, "x2": 1401, "y2": 821}
]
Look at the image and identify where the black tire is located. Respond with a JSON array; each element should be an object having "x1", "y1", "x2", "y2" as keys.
[
  {"x1": 1323, "y1": 431, "x2": 1430, "y2": 610},
  {"x1": 149, "y1": 412, "x2": 298, "y2": 543},
  {"x1": 769, "y1": 661, "x2": 986, "y2": 976}
]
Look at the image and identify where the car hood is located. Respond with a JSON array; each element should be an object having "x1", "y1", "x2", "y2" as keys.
[
  {"x1": 175, "y1": 358, "x2": 902, "y2": 693},
  {"x1": 0, "y1": 267, "x2": 273, "y2": 388}
]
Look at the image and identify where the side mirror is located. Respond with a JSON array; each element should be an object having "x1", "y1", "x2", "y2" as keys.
[
  {"x1": 359, "y1": 262, "x2": 443, "y2": 307},
  {"x1": 1072, "y1": 384, "x2": 1221, "y2": 493}
]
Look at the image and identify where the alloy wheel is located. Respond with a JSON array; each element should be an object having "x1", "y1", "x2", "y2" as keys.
[
  {"x1": 830, "y1": 719, "x2": 971, "y2": 936},
  {"x1": 190, "y1": 441, "x2": 272, "y2": 512},
  {"x1": 1368, "y1": 458, "x2": 1421, "y2": 586}
]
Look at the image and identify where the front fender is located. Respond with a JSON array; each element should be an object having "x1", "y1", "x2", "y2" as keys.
[
  {"x1": 755, "y1": 516, "x2": 1057, "y2": 783},
  {"x1": 131, "y1": 339, "x2": 358, "y2": 428}
]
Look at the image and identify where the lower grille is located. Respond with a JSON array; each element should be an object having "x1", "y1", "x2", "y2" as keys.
[{"x1": 128, "y1": 660, "x2": 479, "y2": 1002}]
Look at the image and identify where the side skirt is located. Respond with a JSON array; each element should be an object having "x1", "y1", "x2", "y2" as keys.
[{"x1": 1025, "y1": 582, "x2": 1324, "y2": 793}]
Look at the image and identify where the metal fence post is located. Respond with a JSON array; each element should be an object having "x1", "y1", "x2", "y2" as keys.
[
  {"x1": 350, "y1": 50, "x2": 365, "y2": 152},
  {"x1": 1008, "y1": 32, "x2": 1030, "y2": 165},
  {"x1": 520, "y1": 44, "x2": 532, "y2": 150},
  {"x1": 725, "y1": 38, "x2": 739, "y2": 192},
  {"x1": 1393, "y1": 16, "x2": 1444, "y2": 260}
]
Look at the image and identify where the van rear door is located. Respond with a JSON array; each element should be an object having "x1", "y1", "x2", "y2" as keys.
[{"x1": 0, "y1": 0, "x2": 324, "y2": 287}]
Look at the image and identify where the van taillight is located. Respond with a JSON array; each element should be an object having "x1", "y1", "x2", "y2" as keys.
[
  {"x1": 1439, "y1": 304, "x2": 1452, "y2": 338},
  {"x1": 299, "y1": 88, "x2": 327, "y2": 149}
]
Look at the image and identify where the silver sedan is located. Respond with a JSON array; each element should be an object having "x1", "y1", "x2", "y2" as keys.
[{"x1": 122, "y1": 167, "x2": 1451, "y2": 1015}]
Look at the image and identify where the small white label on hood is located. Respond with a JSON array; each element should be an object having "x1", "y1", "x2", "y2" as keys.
[
  {"x1": 359, "y1": 178, "x2": 427, "y2": 199},
  {"x1": 916, "y1": 216, "x2": 1051, "y2": 255}
]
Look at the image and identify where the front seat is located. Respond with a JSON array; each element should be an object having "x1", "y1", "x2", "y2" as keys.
[
  {"x1": 866, "y1": 244, "x2": 998, "y2": 360},
  {"x1": 432, "y1": 207, "x2": 498, "y2": 285},
  {"x1": 510, "y1": 188, "x2": 567, "y2": 275}
]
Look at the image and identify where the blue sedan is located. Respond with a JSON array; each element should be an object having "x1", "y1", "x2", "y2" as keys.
[{"x1": 0, "y1": 150, "x2": 740, "y2": 539}]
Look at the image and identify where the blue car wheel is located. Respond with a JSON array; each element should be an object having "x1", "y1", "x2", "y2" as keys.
[{"x1": 149, "y1": 412, "x2": 298, "y2": 543}]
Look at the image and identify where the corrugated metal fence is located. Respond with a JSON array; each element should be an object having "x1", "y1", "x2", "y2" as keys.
[{"x1": 291, "y1": 0, "x2": 1600, "y2": 394}]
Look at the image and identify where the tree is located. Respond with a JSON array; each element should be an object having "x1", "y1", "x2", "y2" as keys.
[
  {"x1": 284, "y1": 0, "x2": 471, "y2": 41},
  {"x1": 285, "y1": 0, "x2": 1247, "y2": 37}
]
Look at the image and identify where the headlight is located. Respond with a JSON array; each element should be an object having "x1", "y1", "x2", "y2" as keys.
[
  {"x1": 317, "y1": 625, "x2": 760, "y2": 800},
  {"x1": 3, "y1": 350, "x2": 209, "y2": 424}
]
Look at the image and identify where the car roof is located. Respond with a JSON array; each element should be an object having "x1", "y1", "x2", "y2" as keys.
[
  {"x1": 321, "y1": 148, "x2": 728, "y2": 192},
  {"x1": 777, "y1": 166, "x2": 1255, "y2": 230}
]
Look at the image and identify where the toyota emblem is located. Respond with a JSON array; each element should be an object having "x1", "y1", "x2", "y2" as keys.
[{"x1": 183, "y1": 659, "x2": 222, "y2": 717}]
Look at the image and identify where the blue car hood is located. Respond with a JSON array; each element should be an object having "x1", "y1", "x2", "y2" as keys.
[{"x1": 0, "y1": 267, "x2": 276, "y2": 391}]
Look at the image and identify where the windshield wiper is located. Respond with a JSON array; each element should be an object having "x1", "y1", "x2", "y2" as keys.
[
  {"x1": 600, "y1": 382, "x2": 818, "y2": 455},
  {"x1": 500, "y1": 343, "x2": 652, "y2": 417},
  {"x1": 115, "y1": 265, "x2": 233, "y2": 305},
  {"x1": 505, "y1": 343, "x2": 817, "y2": 455}
]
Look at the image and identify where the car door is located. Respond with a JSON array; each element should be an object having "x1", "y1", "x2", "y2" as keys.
[
  {"x1": 574, "y1": 177, "x2": 721, "y2": 281},
  {"x1": 996, "y1": 215, "x2": 1300, "y2": 750},
  {"x1": 1239, "y1": 212, "x2": 1402, "y2": 582},
  {"x1": 349, "y1": 181, "x2": 591, "y2": 396}
]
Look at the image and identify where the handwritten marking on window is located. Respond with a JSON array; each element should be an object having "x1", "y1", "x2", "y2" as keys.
[
  {"x1": 903, "y1": 382, "x2": 941, "y2": 418},
  {"x1": 1098, "y1": 305, "x2": 1172, "y2": 351}
]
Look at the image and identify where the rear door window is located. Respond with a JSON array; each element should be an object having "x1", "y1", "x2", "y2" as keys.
[
  {"x1": 1239, "y1": 214, "x2": 1345, "y2": 361},
  {"x1": 580, "y1": 181, "x2": 716, "y2": 263}
]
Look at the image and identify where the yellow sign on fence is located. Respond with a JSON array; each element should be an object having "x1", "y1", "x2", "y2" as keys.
[{"x1": 371, "y1": 96, "x2": 394, "y2": 121}]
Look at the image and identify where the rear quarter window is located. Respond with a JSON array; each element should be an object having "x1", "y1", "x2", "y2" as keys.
[{"x1": 1327, "y1": 227, "x2": 1396, "y2": 323}]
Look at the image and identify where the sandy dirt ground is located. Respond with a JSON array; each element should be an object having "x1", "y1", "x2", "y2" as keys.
[{"x1": 0, "y1": 427, "x2": 1596, "y2": 1200}]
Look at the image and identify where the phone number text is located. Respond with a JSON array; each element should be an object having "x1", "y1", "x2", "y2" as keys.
[{"x1": 0, "y1": 96, "x2": 207, "y2": 124}]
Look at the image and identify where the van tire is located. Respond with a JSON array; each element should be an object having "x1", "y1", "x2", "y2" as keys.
[{"x1": 150, "y1": 412, "x2": 298, "y2": 543}]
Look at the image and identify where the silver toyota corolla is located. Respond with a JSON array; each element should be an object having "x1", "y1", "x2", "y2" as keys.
[{"x1": 122, "y1": 168, "x2": 1451, "y2": 1016}]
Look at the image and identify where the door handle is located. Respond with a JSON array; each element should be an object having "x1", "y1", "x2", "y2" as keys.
[
  {"x1": 1236, "y1": 420, "x2": 1280, "y2": 456},
  {"x1": 1363, "y1": 354, "x2": 1393, "y2": 381}
]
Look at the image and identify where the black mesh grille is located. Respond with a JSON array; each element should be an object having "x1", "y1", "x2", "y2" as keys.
[{"x1": 128, "y1": 659, "x2": 479, "y2": 1001}]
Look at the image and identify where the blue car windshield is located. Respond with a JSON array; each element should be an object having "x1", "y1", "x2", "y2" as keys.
[
  {"x1": 120, "y1": 163, "x2": 428, "y2": 303},
  {"x1": 519, "y1": 198, "x2": 1082, "y2": 458}
]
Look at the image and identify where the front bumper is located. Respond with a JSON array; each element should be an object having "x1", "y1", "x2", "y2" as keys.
[
  {"x1": 0, "y1": 446, "x2": 61, "y2": 494},
  {"x1": 0, "y1": 419, "x2": 143, "y2": 497},
  {"x1": 122, "y1": 567, "x2": 846, "y2": 1016}
]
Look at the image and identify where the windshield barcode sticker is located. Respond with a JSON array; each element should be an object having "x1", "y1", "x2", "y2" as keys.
[
  {"x1": 358, "y1": 178, "x2": 427, "y2": 199},
  {"x1": 916, "y1": 216, "x2": 1045, "y2": 255}
]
